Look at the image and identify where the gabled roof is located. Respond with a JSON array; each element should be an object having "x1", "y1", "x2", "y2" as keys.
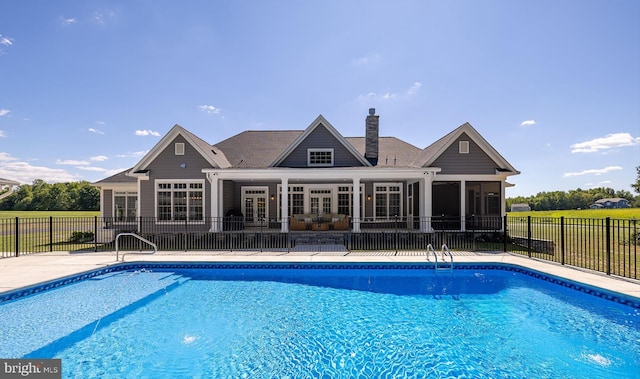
[
  {"x1": 270, "y1": 115, "x2": 371, "y2": 167},
  {"x1": 413, "y1": 122, "x2": 519, "y2": 174},
  {"x1": 345, "y1": 137, "x2": 422, "y2": 168},
  {"x1": 130, "y1": 124, "x2": 231, "y2": 174},
  {"x1": 92, "y1": 168, "x2": 137, "y2": 184},
  {"x1": 0, "y1": 178, "x2": 20, "y2": 186},
  {"x1": 215, "y1": 130, "x2": 302, "y2": 168}
]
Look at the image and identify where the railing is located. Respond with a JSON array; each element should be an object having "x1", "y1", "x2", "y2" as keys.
[
  {"x1": 426, "y1": 244, "x2": 438, "y2": 269},
  {"x1": 116, "y1": 232, "x2": 157, "y2": 261},
  {"x1": 0, "y1": 215, "x2": 637, "y2": 279}
]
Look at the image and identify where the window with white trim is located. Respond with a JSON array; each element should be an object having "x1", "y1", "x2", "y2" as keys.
[
  {"x1": 308, "y1": 148, "x2": 334, "y2": 166},
  {"x1": 374, "y1": 183, "x2": 402, "y2": 219},
  {"x1": 114, "y1": 191, "x2": 137, "y2": 222},
  {"x1": 156, "y1": 180, "x2": 204, "y2": 221},
  {"x1": 338, "y1": 185, "x2": 364, "y2": 218}
]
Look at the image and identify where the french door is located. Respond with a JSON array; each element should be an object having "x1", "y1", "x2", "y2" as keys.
[
  {"x1": 242, "y1": 187, "x2": 267, "y2": 226},
  {"x1": 310, "y1": 189, "x2": 332, "y2": 215}
]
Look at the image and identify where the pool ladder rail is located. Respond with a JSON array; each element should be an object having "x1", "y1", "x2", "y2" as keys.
[
  {"x1": 115, "y1": 232, "x2": 158, "y2": 261},
  {"x1": 427, "y1": 244, "x2": 454, "y2": 272}
]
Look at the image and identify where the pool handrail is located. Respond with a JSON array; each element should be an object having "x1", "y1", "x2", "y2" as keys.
[
  {"x1": 441, "y1": 244, "x2": 453, "y2": 272},
  {"x1": 116, "y1": 232, "x2": 157, "y2": 261},
  {"x1": 426, "y1": 244, "x2": 438, "y2": 269}
]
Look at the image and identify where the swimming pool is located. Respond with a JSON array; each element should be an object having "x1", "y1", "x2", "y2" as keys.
[{"x1": 1, "y1": 262, "x2": 639, "y2": 378}]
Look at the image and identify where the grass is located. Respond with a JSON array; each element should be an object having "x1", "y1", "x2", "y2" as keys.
[{"x1": 507, "y1": 208, "x2": 640, "y2": 219}]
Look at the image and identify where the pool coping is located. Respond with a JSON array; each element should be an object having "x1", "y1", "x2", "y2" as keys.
[{"x1": 1, "y1": 251, "x2": 639, "y2": 304}]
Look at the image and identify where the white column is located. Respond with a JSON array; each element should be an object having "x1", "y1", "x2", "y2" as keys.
[
  {"x1": 209, "y1": 173, "x2": 221, "y2": 232},
  {"x1": 421, "y1": 173, "x2": 433, "y2": 232},
  {"x1": 281, "y1": 178, "x2": 289, "y2": 232},
  {"x1": 352, "y1": 177, "x2": 361, "y2": 232},
  {"x1": 460, "y1": 180, "x2": 466, "y2": 232}
]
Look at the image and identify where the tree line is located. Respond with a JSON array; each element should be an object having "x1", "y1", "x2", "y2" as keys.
[
  {"x1": 506, "y1": 187, "x2": 639, "y2": 211},
  {"x1": 0, "y1": 179, "x2": 100, "y2": 211}
]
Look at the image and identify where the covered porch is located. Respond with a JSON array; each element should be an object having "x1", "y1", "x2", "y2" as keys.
[{"x1": 204, "y1": 167, "x2": 441, "y2": 233}]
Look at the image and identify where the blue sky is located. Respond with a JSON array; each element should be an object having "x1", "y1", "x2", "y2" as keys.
[{"x1": 0, "y1": 0, "x2": 638, "y2": 198}]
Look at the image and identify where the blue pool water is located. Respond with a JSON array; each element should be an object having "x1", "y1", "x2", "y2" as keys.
[{"x1": 1, "y1": 263, "x2": 639, "y2": 378}]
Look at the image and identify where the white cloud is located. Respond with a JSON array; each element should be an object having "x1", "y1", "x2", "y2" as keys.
[
  {"x1": 0, "y1": 35, "x2": 13, "y2": 46},
  {"x1": 0, "y1": 131, "x2": 5, "y2": 138},
  {"x1": 0, "y1": 152, "x2": 18, "y2": 161},
  {"x1": 351, "y1": 53, "x2": 381, "y2": 67},
  {"x1": 77, "y1": 166, "x2": 108, "y2": 172},
  {"x1": 199, "y1": 105, "x2": 221, "y2": 114},
  {"x1": 563, "y1": 166, "x2": 623, "y2": 177},
  {"x1": 93, "y1": 10, "x2": 117, "y2": 25},
  {"x1": 95, "y1": 121, "x2": 106, "y2": 125},
  {"x1": 407, "y1": 82, "x2": 422, "y2": 95},
  {"x1": 88, "y1": 128, "x2": 104, "y2": 134},
  {"x1": 0, "y1": 109, "x2": 10, "y2": 116},
  {"x1": 520, "y1": 120, "x2": 536, "y2": 126},
  {"x1": 135, "y1": 130, "x2": 160, "y2": 137},
  {"x1": 571, "y1": 133, "x2": 640, "y2": 153},
  {"x1": 56, "y1": 159, "x2": 89, "y2": 166},
  {"x1": 357, "y1": 81, "x2": 422, "y2": 102},
  {"x1": 61, "y1": 17, "x2": 77, "y2": 25},
  {"x1": 90, "y1": 155, "x2": 109, "y2": 162},
  {"x1": 0, "y1": 158, "x2": 80, "y2": 184},
  {"x1": 116, "y1": 150, "x2": 147, "y2": 158}
]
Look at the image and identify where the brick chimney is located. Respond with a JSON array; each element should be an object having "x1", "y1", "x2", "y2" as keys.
[{"x1": 365, "y1": 108, "x2": 379, "y2": 164}]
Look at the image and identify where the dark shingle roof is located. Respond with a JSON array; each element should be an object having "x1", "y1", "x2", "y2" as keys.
[
  {"x1": 214, "y1": 131, "x2": 303, "y2": 168},
  {"x1": 92, "y1": 168, "x2": 136, "y2": 184},
  {"x1": 345, "y1": 137, "x2": 422, "y2": 168}
]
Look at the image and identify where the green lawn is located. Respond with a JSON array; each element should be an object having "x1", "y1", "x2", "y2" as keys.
[{"x1": 507, "y1": 208, "x2": 640, "y2": 219}]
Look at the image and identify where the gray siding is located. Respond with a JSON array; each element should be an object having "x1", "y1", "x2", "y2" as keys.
[
  {"x1": 429, "y1": 133, "x2": 499, "y2": 174},
  {"x1": 139, "y1": 135, "x2": 214, "y2": 218},
  {"x1": 102, "y1": 189, "x2": 113, "y2": 217},
  {"x1": 278, "y1": 124, "x2": 365, "y2": 167}
]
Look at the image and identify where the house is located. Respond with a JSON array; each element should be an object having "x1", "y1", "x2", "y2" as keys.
[
  {"x1": 93, "y1": 109, "x2": 519, "y2": 235},
  {"x1": 0, "y1": 178, "x2": 20, "y2": 202},
  {"x1": 510, "y1": 203, "x2": 531, "y2": 212},
  {"x1": 592, "y1": 198, "x2": 630, "y2": 209}
]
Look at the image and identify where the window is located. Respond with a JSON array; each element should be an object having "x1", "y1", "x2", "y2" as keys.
[
  {"x1": 288, "y1": 186, "x2": 304, "y2": 216},
  {"x1": 114, "y1": 192, "x2": 137, "y2": 221},
  {"x1": 337, "y1": 185, "x2": 364, "y2": 218},
  {"x1": 175, "y1": 143, "x2": 185, "y2": 155},
  {"x1": 459, "y1": 141, "x2": 469, "y2": 154},
  {"x1": 374, "y1": 183, "x2": 402, "y2": 219},
  {"x1": 156, "y1": 180, "x2": 204, "y2": 221},
  {"x1": 308, "y1": 148, "x2": 334, "y2": 166}
]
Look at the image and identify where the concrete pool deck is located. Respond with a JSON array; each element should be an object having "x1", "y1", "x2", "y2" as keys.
[{"x1": 1, "y1": 250, "x2": 639, "y2": 300}]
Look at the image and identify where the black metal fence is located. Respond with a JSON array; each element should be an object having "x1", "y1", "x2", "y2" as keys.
[{"x1": 0, "y1": 215, "x2": 637, "y2": 279}]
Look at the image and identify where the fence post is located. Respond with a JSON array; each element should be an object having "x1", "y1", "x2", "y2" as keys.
[
  {"x1": 605, "y1": 217, "x2": 611, "y2": 275},
  {"x1": 503, "y1": 215, "x2": 507, "y2": 252},
  {"x1": 14, "y1": 217, "x2": 19, "y2": 257},
  {"x1": 527, "y1": 216, "x2": 532, "y2": 258},
  {"x1": 560, "y1": 216, "x2": 565, "y2": 265},
  {"x1": 94, "y1": 216, "x2": 98, "y2": 252},
  {"x1": 184, "y1": 218, "x2": 188, "y2": 252},
  {"x1": 394, "y1": 215, "x2": 398, "y2": 255},
  {"x1": 49, "y1": 216, "x2": 53, "y2": 252}
]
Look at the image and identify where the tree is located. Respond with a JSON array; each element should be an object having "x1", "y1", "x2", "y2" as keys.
[
  {"x1": 632, "y1": 166, "x2": 640, "y2": 194},
  {"x1": 0, "y1": 180, "x2": 99, "y2": 210}
]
